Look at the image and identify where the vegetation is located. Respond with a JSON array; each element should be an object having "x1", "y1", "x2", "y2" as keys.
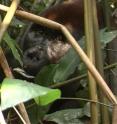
[{"x1": 0, "y1": 0, "x2": 117, "y2": 124}]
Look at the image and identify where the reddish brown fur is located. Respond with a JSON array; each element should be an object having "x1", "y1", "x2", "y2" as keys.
[{"x1": 42, "y1": 0, "x2": 105, "y2": 34}]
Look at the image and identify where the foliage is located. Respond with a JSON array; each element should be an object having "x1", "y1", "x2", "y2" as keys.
[
  {"x1": 0, "y1": 0, "x2": 117, "y2": 123},
  {"x1": 35, "y1": 48, "x2": 80, "y2": 86},
  {"x1": 44, "y1": 103, "x2": 91, "y2": 124},
  {"x1": 3, "y1": 32, "x2": 23, "y2": 66},
  {"x1": 1, "y1": 78, "x2": 61, "y2": 110}
]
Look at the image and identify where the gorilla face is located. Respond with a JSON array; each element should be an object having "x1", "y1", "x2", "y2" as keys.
[
  {"x1": 23, "y1": 45, "x2": 50, "y2": 75},
  {"x1": 22, "y1": 24, "x2": 70, "y2": 75}
]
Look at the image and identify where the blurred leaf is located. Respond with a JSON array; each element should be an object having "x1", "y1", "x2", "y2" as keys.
[
  {"x1": 1, "y1": 78, "x2": 61, "y2": 110},
  {"x1": 26, "y1": 101, "x2": 50, "y2": 124},
  {"x1": 53, "y1": 48, "x2": 80, "y2": 82},
  {"x1": 44, "y1": 109, "x2": 85, "y2": 124},
  {"x1": 83, "y1": 102, "x2": 91, "y2": 117},
  {"x1": 100, "y1": 29, "x2": 117, "y2": 48},
  {"x1": 3, "y1": 33, "x2": 23, "y2": 66},
  {"x1": 44, "y1": 103, "x2": 91, "y2": 124},
  {"x1": 81, "y1": 29, "x2": 117, "y2": 48},
  {"x1": 35, "y1": 64, "x2": 58, "y2": 86},
  {"x1": 10, "y1": 17, "x2": 25, "y2": 27}
]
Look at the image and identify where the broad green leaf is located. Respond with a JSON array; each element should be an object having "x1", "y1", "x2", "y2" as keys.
[
  {"x1": 3, "y1": 33, "x2": 23, "y2": 66},
  {"x1": 1, "y1": 78, "x2": 61, "y2": 110},
  {"x1": 44, "y1": 104, "x2": 91, "y2": 124},
  {"x1": 53, "y1": 48, "x2": 80, "y2": 82},
  {"x1": 35, "y1": 64, "x2": 58, "y2": 86}
]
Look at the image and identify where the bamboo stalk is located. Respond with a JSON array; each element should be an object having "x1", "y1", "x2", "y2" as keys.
[
  {"x1": 0, "y1": 0, "x2": 20, "y2": 42},
  {"x1": 91, "y1": 0, "x2": 110, "y2": 123},
  {"x1": 84, "y1": 0, "x2": 99, "y2": 123},
  {"x1": 112, "y1": 105, "x2": 117, "y2": 124}
]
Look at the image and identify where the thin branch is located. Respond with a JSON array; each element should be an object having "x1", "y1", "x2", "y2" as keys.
[
  {"x1": 91, "y1": 0, "x2": 110, "y2": 123},
  {"x1": 13, "y1": 107, "x2": 26, "y2": 124},
  {"x1": 50, "y1": 73, "x2": 87, "y2": 88},
  {"x1": 23, "y1": 96, "x2": 113, "y2": 110},
  {"x1": 61, "y1": 97, "x2": 113, "y2": 108},
  {"x1": 84, "y1": 0, "x2": 98, "y2": 123}
]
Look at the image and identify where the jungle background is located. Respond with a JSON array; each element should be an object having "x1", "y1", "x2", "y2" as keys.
[{"x1": 0, "y1": 0, "x2": 117, "y2": 124}]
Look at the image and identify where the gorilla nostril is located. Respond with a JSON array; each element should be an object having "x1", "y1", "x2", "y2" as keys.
[
  {"x1": 36, "y1": 56, "x2": 40, "y2": 61},
  {"x1": 26, "y1": 51, "x2": 40, "y2": 61},
  {"x1": 27, "y1": 53, "x2": 33, "y2": 59},
  {"x1": 27, "y1": 51, "x2": 37, "y2": 59},
  {"x1": 25, "y1": 46, "x2": 42, "y2": 60}
]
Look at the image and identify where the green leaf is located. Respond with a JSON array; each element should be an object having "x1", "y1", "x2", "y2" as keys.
[
  {"x1": 35, "y1": 64, "x2": 58, "y2": 86},
  {"x1": 53, "y1": 48, "x2": 80, "y2": 82},
  {"x1": 3, "y1": 33, "x2": 23, "y2": 66},
  {"x1": 1, "y1": 78, "x2": 61, "y2": 110},
  {"x1": 44, "y1": 109, "x2": 85, "y2": 124},
  {"x1": 81, "y1": 29, "x2": 117, "y2": 48},
  {"x1": 35, "y1": 48, "x2": 80, "y2": 86},
  {"x1": 100, "y1": 29, "x2": 117, "y2": 48}
]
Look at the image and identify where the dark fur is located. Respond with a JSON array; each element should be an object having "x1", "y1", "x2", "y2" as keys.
[{"x1": 23, "y1": 0, "x2": 105, "y2": 75}]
